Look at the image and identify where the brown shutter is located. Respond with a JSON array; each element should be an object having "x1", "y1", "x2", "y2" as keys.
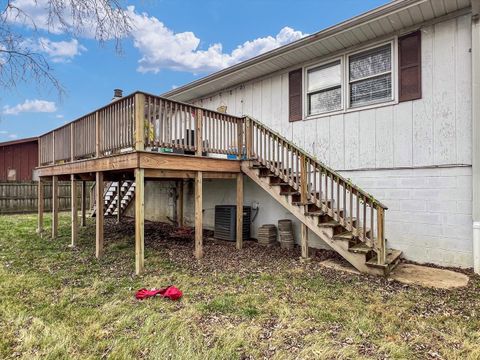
[
  {"x1": 289, "y1": 69, "x2": 302, "y2": 122},
  {"x1": 398, "y1": 31, "x2": 422, "y2": 102}
]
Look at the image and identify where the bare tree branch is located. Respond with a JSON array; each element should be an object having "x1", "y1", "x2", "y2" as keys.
[{"x1": 0, "y1": 0, "x2": 132, "y2": 98}]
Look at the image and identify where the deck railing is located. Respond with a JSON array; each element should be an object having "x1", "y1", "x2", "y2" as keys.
[
  {"x1": 38, "y1": 91, "x2": 387, "y2": 264},
  {"x1": 72, "y1": 113, "x2": 96, "y2": 160},
  {"x1": 246, "y1": 117, "x2": 388, "y2": 265}
]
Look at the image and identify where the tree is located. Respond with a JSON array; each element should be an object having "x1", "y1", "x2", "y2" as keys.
[{"x1": 0, "y1": 0, "x2": 131, "y2": 97}]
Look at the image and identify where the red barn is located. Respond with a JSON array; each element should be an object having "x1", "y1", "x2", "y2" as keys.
[{"x1": 0, "y1": 137, "x2": 38, "y2": 181}]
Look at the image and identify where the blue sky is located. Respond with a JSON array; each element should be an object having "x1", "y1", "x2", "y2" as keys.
[{"x1": 0, "y1": 0, "x2": 388, "y2": 142}]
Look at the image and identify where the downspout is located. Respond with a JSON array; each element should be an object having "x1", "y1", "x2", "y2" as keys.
[{"x1": 472, "y1": 0, "x2": 480, "y2": 274}]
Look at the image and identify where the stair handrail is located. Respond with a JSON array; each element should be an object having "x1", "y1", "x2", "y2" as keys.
[
  {"x1": 244, "y1": 116, "x2": 387, "y2": 265},
  {"x1": 244, "y1": 116, "x2": 387, "y2": 210}
]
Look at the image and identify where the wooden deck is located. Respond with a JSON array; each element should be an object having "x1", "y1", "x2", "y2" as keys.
[{"x1": 36, "y1": 91, "x2": 392, "y2": 276}]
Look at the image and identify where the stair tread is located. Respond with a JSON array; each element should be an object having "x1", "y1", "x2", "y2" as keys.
[
  {"x1": 333, "y1": 231, "x2": 354, "y2": 241},
  {"x1": 280, "y1": 191, "x2": 300, "y2": 195},
  {"x1": 349, "y1": 243, "x2": 373, "y2": 254},
  {"x1": 304, "y1": 211, "x2": 325, "y2": 216},
  {"x1": 366, "y1": 249, "x2": 402, "y2": 268},
  {"x1": 317, "y1": 220, "x2": 341, "y2": 228}
]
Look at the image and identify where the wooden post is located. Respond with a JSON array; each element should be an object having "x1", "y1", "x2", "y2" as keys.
[
  {"x1": 80, "y1": 181, "x2": 86, "y2": 227},
  {"x1": 237, "y1": 118, "x2": 244, "y2": 158},
  {"x1": 70, "y1": 123, "x2": 74, "y2": 162},
  {"x1": 377, "y1": 206, "x2": 386, "y2": 265},
  {"x1": 71, "y1": 175, "x2": 78, "y2": 247},
  {"x1": 95, "y1": 172, "x2": 104, "y2": 259},
  {"x1": 116, "y1": 180, "x2": 122, "y2": 223},
  {"x1": 245, "y1": 118, "x2": 252, "y2": 159},
  {"x1": 95, "y1": 111, "x2": 101, "y2": 157},
  {"x1": 37, "y1": 177, "x2": 44, "y2": 235},
  {"x1": 176, "y1": 180, "x2": 184, "y2": 227},
  {"x1": 135, "y1": 93, "x2": 145, "y2": 151},
  {"x1": 236, "y1": 173, "x2": 244, "y2": 250},
  {"x1": 52, "y1": 131, "x2": 56, "y2": 164},
  {"x1": 52, "y1": 175, "x2": 59, "y2": 239},
  {"x1": 300, "y1": 155, "x2": 308, "y2": 205},
  {"x1": 135, "y1": 168, "x2": 145, "y2": 275},
  {"x1": 195, "y1": 171, "x2": 203, "y2": 259},
  {"x1": 195, "y1": 109, "x2": 203, "y2": 156},
  {"x1": 301, "y1": 223, "x2": 309, "y2": 260}
]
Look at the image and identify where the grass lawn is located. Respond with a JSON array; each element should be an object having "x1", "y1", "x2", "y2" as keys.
[{"x1": 0, "y1": 213, "x2": 479, "y2": 359}]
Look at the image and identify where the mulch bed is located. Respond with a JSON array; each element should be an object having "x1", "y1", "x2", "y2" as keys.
[
  {"x1": 103, "y1": 217, "x2": 343, "y2": 274},
  {"x1": 102, "y1": 218, "x2": 480, "y2": 302}
]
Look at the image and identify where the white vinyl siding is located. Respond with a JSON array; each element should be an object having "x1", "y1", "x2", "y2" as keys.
[
  {"x1": 191, "y1": 15, "x2": 471, "y2": 170},
  {"x1": 348, "y1": 44, "x2": 393, "y2": 107},
  {"x1": 307, "y1": 60, "x2": 342, "y2": 115}
]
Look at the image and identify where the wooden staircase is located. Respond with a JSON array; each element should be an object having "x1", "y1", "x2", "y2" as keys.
[
  {"x1": 242, "y1": 117, "x2": 402, "y2": 276},
  {"x1": 92, "y1": 181, "x2": 135, "y2": 217}
]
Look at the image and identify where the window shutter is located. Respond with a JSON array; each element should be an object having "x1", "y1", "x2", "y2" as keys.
[
  {"x1": 398, "y1": 31, "x2": 422, "y2": 102},
  {"x1": 289, "y1": 69, "x2": 302, "y2": 122}
]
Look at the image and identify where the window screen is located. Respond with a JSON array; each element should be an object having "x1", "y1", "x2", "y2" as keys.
[
  {"x1": 307, "y1": 60, "x2": 342, "y2": 115},
  {"x1": 349, "y1": 44, "x2": 392, "y2": 107}
]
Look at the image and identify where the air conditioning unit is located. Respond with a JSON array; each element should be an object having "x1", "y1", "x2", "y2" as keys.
[{"x1": 214, "y1": 205, "x2": 251, "y2": 241}]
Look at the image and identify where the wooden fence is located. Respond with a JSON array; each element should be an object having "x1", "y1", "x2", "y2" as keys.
[{"x1": 0, "y1": 182, "x2": 91, "y2": 214}]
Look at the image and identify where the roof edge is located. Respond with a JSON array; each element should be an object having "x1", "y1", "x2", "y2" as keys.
[
  {"x1": 0, "y1": 136, "x2": 38, "y2": 147},
  {"x1": 161, "y1": 0, "x2": 429, "y2": 99}
]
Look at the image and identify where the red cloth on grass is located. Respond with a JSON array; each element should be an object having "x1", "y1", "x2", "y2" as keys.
[{"x1": 135, "y1": 286, "x2": 182, "y2": 300}]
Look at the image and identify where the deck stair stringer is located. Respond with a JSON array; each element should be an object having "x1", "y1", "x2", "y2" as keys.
[{"x1": 241, "y1": 161, "x2": 401, "y2": 276}]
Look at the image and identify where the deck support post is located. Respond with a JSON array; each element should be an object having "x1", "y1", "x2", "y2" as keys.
[
  {"x1": 236, "y1": 173, "x2": 244, "y2": 250},
  {"x1": 37, "y1": 177, "x2": 44, "y2": 236},
  {"x1": 117, "y1": 180, "x2": 122, "y2": 223},
  {"x1": 80, "y1": 180, "x2": 86, "y2": 227},
  {"x1": 95, "y1": 172, "x2": 104, "y2": 259},
  {"x1": 71, "y1": 175, "x2": 78, "y2": 247},
  {"x1": 176, "y1": 180, "x2": 184, "y2": 227},
  {"x1": 195, "y1": 171, "x2": 203, "y2": 259},
  {"x1": 135, "y1": 168, "x2": 145, "y2": 275},
  {"x1": 301, "y1": 223, "x2": 310, "y2": 260},
  {"x1": 52, "y1": 175, "x2": 59, "y2": 239}
]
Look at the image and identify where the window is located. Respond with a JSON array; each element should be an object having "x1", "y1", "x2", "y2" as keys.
[
  {"x1": 307, "y1": 60, "x2": 342, "y2": 115},
  {"x1": 348, "y1": 44, "x2": 393, "y2": 107}
]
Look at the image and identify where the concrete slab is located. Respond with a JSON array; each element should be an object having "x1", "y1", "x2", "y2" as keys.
[
  {"x1": 390, "y1": 263, "x2": 469, "y2": 289},
  {"x1": 320, "y1": 259, "x2": 470, "y2": 289},
  {"x1": 320, "y1": 259, "x2": 360, "y2": 275}
]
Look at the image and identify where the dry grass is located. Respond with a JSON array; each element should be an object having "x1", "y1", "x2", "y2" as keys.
[{"x1": 0, "y1": 213, "x2": 479, "y2": 359}]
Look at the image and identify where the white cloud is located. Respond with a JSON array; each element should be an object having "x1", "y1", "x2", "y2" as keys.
[
  {"x1": 8, "y1": 134, "x2": 18, "y2": 139},
  {"x1": 128, "y1": 6, "x2": 307, "y2": 73},
  {"x1": 2, "y1": 99, "x2": 57, "y2": 115},
  {"x1": 7, "y1": 1, "x2": 307, "y2": 74},
  {"x1": 6, "y1": 0, "x2": 60, "y2": 33},
  {"x1": 7, "y1": 0, "x2": 104, "y2": 38},
  {"x1": 55, "y1": 114, "x2": 64, "y2": 119},
  {"x1": 36, "y1": 37, "x2": 86, "y2": 62}
]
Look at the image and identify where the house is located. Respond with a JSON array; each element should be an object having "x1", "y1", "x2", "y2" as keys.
[
  {"x1": 34, "y1": 0, "x2": 480, "y2": 276},
  {"x1": 163, "y1": 0, "x2": 480, "y2": 272},
  {"x1": 0, "y1": 137, "x2": 38, "y2": 181},
  {"x1": 0, "y1": 137, "x2": 82, "y2": 214}
]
